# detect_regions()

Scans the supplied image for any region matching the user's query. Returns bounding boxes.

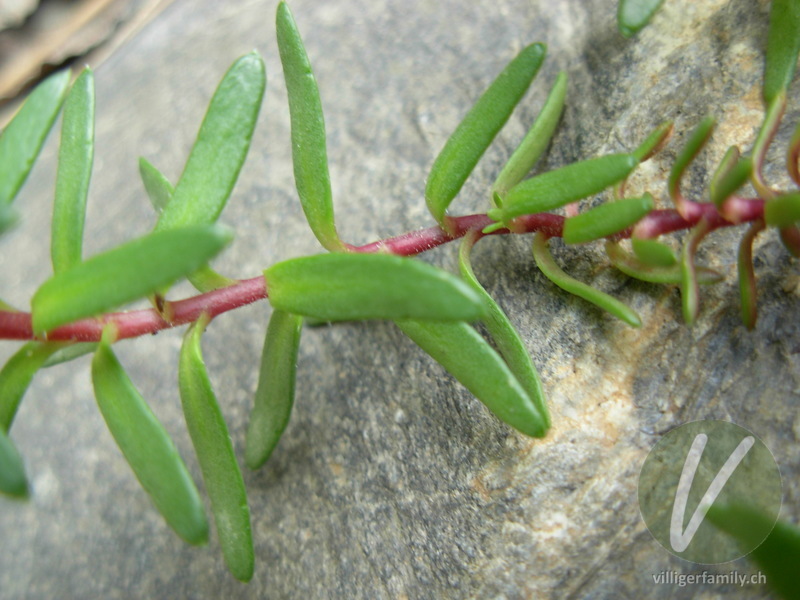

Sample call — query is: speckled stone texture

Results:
[0,0,797,598]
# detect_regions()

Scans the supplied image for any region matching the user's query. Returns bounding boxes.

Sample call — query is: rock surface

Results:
[0,0,797,598]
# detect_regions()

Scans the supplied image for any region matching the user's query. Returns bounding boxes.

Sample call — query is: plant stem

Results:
[0,199,768,342]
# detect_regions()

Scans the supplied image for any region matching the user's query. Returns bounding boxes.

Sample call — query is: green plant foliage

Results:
[396,319,547,438]
[155,52,265,232]
[617,0,666,38]
[765,192,800,226]
[764,0,800,106]
[276,2,344,252]
[138,156,173,213]
[0,70,69,208]
[92,333,209,545]
[738,221,764,330]
[679,220,710,326]
[668,116,715,203]
[0,341,65,430]
[51,68,95,274]
[533,232,641,326]
[179,316,254,582]
[632,121,673,162]
[606,241,721,285]
[425,43,546,226]
[31,225,232,333]
[563,194,654,244]
[264,253,487,322]
[630,236,677,267]
[492,72,567,201]
[245,310,303,469]
[0,428,28,498]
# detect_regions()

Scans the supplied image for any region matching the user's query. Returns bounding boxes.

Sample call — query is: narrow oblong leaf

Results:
[492,71,567,201]
[738,221,764,330]
[631,236,677,267]
[617,0,666,38]
[31,225,232,334]
[41,342,98,368]
[679,220,711,326]
[138,157,174,213]
[276,2,345,251]
[632,121,673,162]
[52,68,95,274]
[245,310,303,469]
[264,253,486,322]
[0,342,65,430]
[562,194,654,244]
[179,316,254,581]
[156,52,266,232]
[751,91,786,199]
[92,334,208,545]
[765,192,800,227]
[396,319,547,438]
[0,429,27,498]
[532,233,641,327]
[424,42,547,225]
[668,116,715,203]
[459,232,549,428]
[0,70,70,206]
[763,0,800,106]
[709,145,740,206]
[489,153,637,225]
[606,241,722,285]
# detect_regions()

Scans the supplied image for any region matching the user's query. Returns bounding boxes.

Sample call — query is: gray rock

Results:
[0,0,796,598]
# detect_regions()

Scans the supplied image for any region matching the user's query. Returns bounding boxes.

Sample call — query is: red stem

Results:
[0,199,767,343]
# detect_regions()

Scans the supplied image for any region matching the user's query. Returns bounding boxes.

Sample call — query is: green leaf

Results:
[396,319,547,438]
[0,342,65,431]
[276,2,345,252]
[179,316,254,581]
[51,68,95,274]
[0,70,70,207]
[41,342,98,368]
[764,0,800,106]
[752,91,786,199]
[606,241,722,285]
[425,43,547,225]
[155,52,265,232]
[458,231,549,429]
[245,310,303,469]
[562,194,654,244]
[264,253,486,322]
[632,121,673,162]
[707,505,800,600]
[668,116,715,203]
[492,71,567,201]
[489,153,637,226]
[630,237,677,267]
[92,334,208,544]
[138,156,174,213]
[679,219,711,326]
[617,0,666,38]
[0,429,28,498]
[31,225,232,334]
[765,193,800,227]
[532,233,641,327]
[738,221,764,330]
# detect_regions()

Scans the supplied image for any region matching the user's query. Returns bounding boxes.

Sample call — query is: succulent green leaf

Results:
[606,241,722,285]
[264,253,486,322]
[630,236,677,267]
[707,504,799,600]
[425,43,546,226]
[492,71,567,202]
[764,0,800,106]
[396,319,547,438]
[0,342,65,431]
[0,70,70,207]
[41,342,98,368]
[276,2,345,251]
[766,193,800,227]
[0,428,27,498]
[679,220,711,326]
[458,232,549,428]
[92,334,208,545]
[51,68,95,274]
[31,225,232,334]
[752,91,786,199]
[738,221,764,330]
[156,52,265,232]
[138,156,174,213]
[245,310,303,469]
[562,194,654,244]
[179,316,254,581]
[492,154,637,224]
[709,146,740,206]
[532,233,641,327]
[668,116,715,202]
[632,120,673,162]
[617,0,666,38]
